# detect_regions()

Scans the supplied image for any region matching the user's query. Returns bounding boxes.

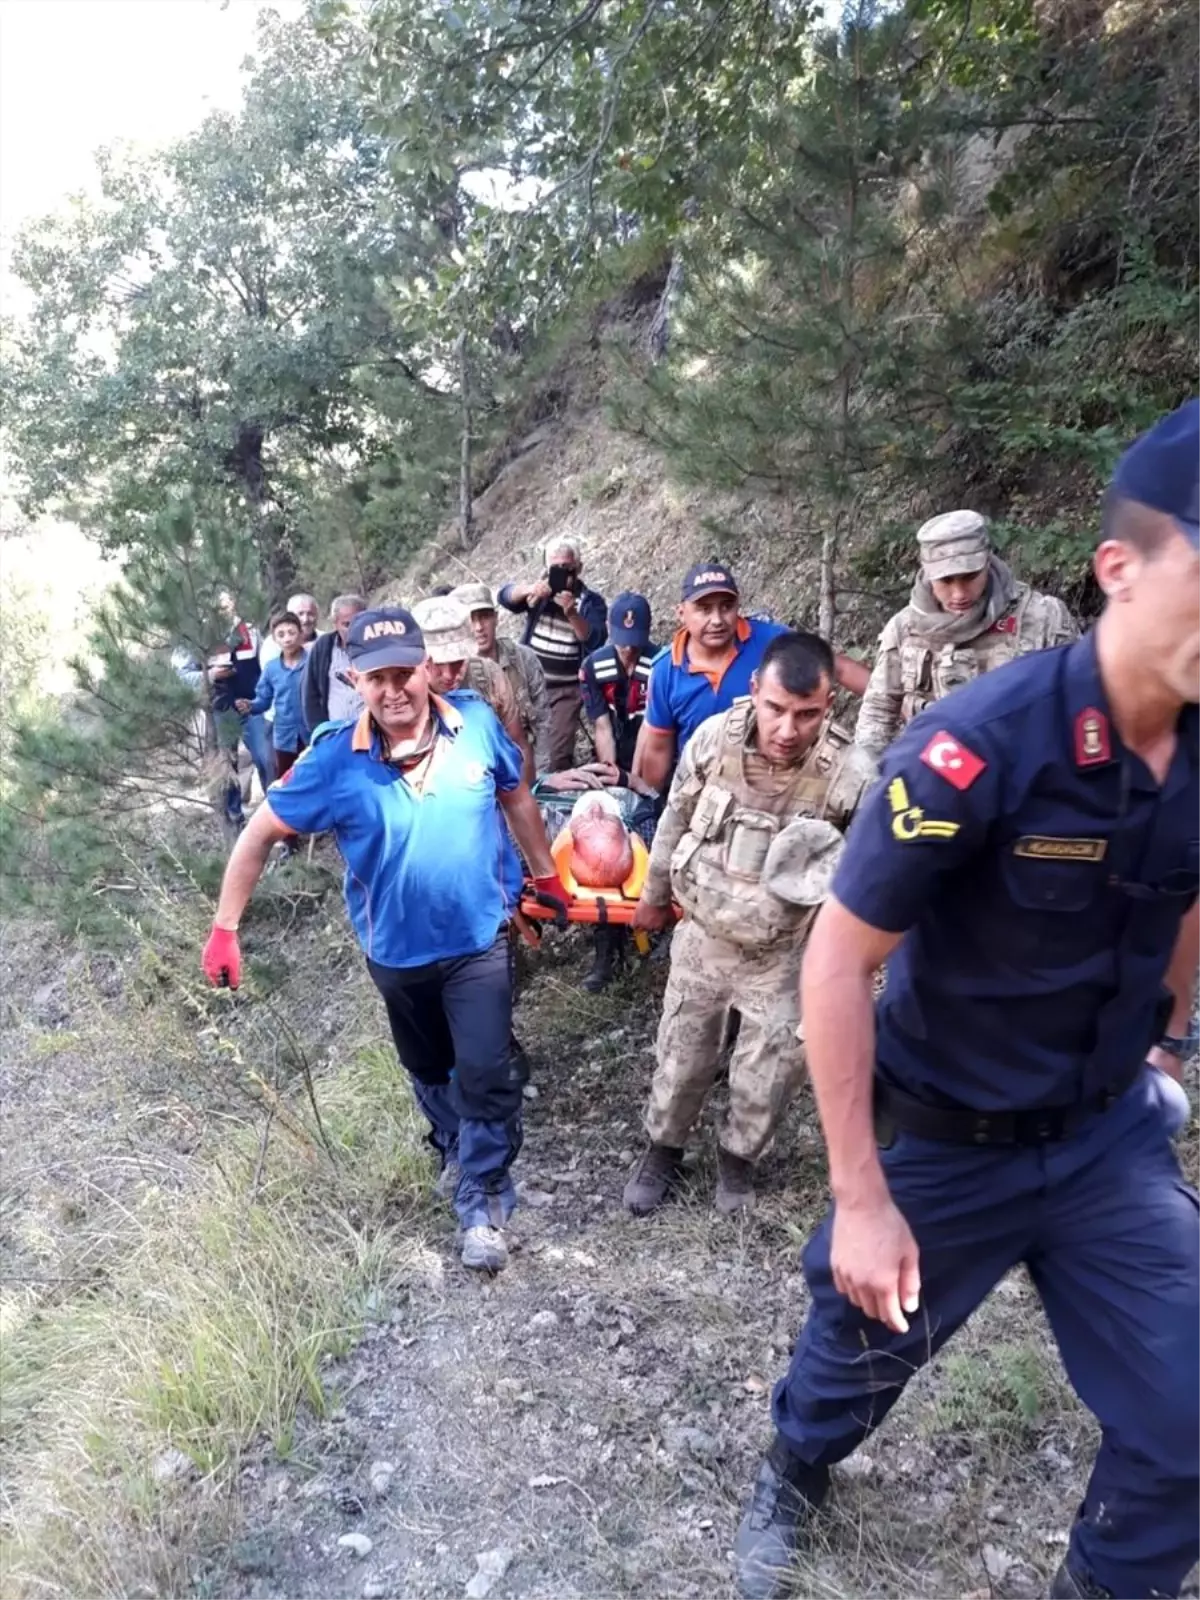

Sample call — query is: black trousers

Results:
[366,933,519,1124]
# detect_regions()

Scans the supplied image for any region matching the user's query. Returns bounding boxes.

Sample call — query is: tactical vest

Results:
[669,706,852,951]
[899,587,1032,725]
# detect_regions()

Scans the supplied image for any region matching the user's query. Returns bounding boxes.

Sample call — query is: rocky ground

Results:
[224,939,1107,1600]
[4,906,1193,1600]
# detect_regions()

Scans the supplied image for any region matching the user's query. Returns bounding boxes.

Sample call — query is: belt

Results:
[875,1060,1143,1148]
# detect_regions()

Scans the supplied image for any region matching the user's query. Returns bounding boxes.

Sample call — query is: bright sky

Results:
[0,0,306,247]
[0,0,304,627]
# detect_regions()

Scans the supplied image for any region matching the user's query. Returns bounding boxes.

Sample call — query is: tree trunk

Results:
[818,517,837,641]
[456,330,473,551]
[823,27,863,646]
[227,420,296,603]
[648,250,685,361]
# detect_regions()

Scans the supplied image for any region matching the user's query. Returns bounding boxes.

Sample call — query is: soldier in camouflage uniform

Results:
[626,632,877,1216]
[855,511,1078,760]
[454,582,551,772]
[411,597,534,778]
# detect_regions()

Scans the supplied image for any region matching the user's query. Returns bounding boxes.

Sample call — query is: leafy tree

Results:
[2,11,453,600]
[611,3,968,635]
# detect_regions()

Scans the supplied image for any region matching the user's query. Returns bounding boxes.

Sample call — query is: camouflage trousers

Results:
[645,917,806,1162]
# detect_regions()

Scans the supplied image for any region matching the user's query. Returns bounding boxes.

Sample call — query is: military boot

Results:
[622,1143,684,1214]
[734,1437,830,1599]
[715,1146,757,1214]
[1048,1561,1111,1599]
[582,927,624,993]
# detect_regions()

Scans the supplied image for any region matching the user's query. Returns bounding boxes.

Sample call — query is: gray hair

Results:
[543,537,582,567]
[287,591,318,610]
[330,593,367,618]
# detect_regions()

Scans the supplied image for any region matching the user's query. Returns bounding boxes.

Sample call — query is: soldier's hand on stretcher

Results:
[633,899,673,934]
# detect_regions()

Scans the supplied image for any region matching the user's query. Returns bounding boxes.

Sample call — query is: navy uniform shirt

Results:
[835,630,1199,1111]
[579,642,659,770]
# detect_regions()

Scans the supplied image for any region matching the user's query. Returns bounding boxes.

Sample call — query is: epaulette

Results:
[310,718,353,746]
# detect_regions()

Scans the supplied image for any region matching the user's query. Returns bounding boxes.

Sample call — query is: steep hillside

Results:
[389,314,912,665]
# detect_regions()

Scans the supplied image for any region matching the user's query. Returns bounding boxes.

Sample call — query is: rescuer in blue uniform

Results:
[735,400,1200,1600]
[199,607,568,1275]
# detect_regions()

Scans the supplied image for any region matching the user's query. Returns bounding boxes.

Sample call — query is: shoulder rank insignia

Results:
[1074,706,1112,768]
[919,730,986,792]
[887,776,961,843]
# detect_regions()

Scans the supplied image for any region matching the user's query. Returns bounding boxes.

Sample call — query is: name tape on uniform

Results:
[919,730,987,791]
[1013,835,1108,862]
[887,776,961,844]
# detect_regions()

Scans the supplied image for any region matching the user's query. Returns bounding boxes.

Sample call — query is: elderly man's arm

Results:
[577,589,608,653]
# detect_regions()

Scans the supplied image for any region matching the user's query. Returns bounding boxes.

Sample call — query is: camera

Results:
[547,563,577,595]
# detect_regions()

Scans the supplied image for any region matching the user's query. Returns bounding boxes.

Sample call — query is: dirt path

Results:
[229,951,1097,1600]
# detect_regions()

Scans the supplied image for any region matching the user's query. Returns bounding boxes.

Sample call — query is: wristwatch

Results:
[1156,1034,1190,1060]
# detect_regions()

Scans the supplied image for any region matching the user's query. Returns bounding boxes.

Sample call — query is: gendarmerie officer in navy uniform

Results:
[735,399,1200,1600]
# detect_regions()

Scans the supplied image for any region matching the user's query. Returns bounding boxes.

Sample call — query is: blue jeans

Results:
[773,1068,1199,1597]
[241,713,274,796]
[367,934,522,1231]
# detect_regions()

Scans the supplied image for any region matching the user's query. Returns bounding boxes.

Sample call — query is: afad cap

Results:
[608,591,652,647]
[681,561,739,602]
[1111,398,1199,547]
[917,510,990,582]
[345,607,427,671]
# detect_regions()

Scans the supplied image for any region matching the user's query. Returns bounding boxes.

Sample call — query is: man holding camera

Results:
[499,539,606,770]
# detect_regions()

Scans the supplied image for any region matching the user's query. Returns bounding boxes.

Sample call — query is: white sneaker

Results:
[460,1225,509,1272]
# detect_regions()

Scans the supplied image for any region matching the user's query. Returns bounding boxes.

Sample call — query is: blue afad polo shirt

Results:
[267,692,524,969]
[644,615,789,750]
[835,629,1199,1112]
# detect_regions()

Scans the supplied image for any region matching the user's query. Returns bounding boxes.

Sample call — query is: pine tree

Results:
[0,496,263,934]
[613,2,965,637]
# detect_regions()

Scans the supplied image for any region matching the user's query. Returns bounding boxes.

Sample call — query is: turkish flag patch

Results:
[920,730,987,791]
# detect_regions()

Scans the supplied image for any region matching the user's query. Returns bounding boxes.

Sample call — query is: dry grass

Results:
[0,889,433,1600]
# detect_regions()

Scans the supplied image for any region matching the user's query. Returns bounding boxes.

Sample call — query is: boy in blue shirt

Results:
[237,611,310,779]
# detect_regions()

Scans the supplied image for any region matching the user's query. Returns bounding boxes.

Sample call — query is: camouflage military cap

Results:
[411,596,477,663]
[761,818,846,907]
[452,581,496,614]
[917,510,989,581]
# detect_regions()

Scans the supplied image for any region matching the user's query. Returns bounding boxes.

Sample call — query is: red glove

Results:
[202,924,241,989]
[532,872,571,911]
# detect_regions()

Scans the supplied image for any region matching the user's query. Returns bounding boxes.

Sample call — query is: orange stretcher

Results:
[516,827,680,949]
